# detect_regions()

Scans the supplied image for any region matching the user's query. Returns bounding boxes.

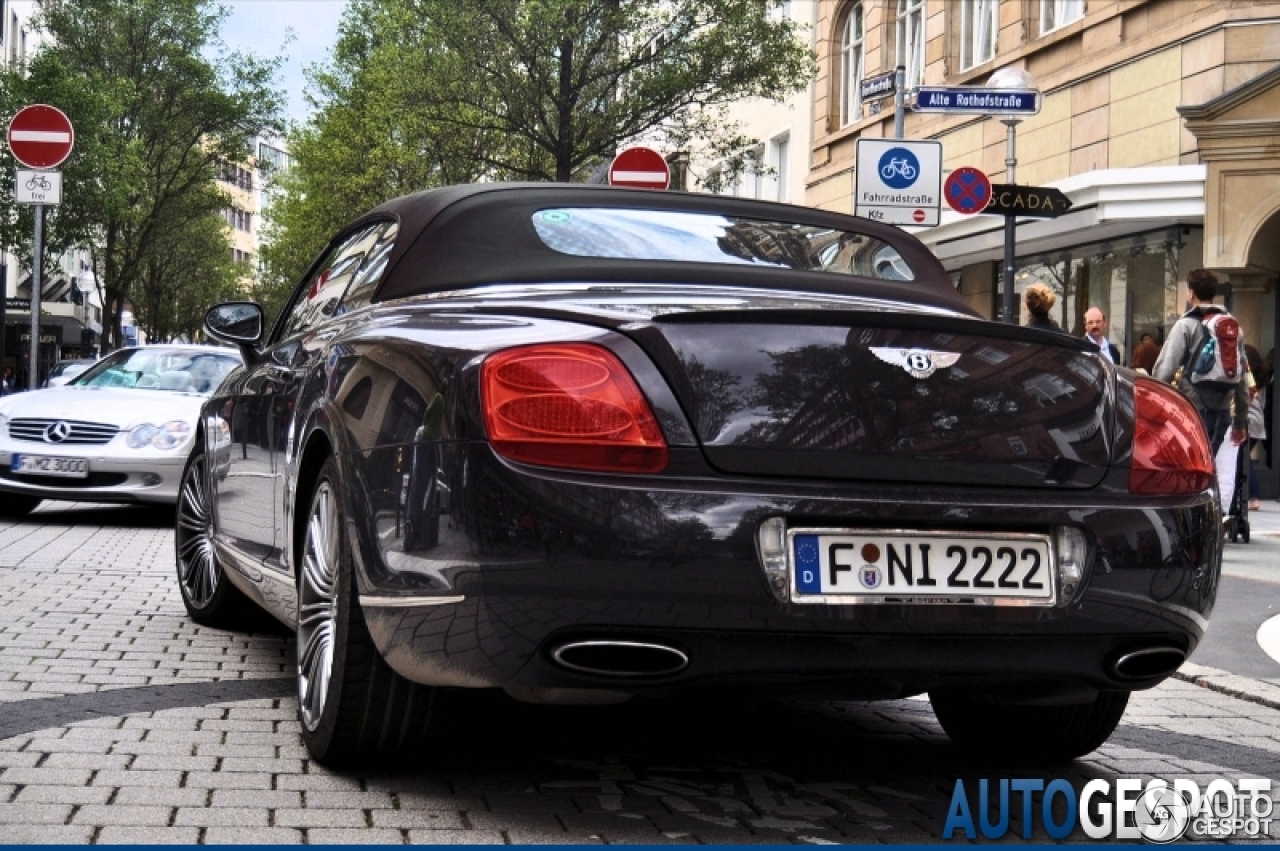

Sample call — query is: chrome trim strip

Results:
[551,640,690,677]
[359,594,465,608]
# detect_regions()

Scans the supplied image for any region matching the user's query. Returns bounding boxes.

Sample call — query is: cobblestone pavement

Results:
[1,501,1278,844]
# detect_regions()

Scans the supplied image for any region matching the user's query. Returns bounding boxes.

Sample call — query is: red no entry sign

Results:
[609,147,669,190]
[944,166,991,215]
[7,104,75,169]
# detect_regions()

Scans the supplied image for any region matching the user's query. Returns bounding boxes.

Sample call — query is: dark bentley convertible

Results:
[179,183,1219,766]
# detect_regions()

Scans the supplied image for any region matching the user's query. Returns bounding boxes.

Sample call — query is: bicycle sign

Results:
[15,169,63,205]
[878,148,920,188]
[854,138,942,226]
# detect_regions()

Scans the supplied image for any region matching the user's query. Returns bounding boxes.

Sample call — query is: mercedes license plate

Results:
[12,454,89,478]
[790,529,1054,605]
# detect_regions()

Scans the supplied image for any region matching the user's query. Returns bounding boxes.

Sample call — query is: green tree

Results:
[257,0,503,318]
[401,0,815,182]
[0,0,282,350]
[259,0,813,309]
[135,190,244,343]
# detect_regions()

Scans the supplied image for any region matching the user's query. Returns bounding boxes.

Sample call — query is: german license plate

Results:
[11,454,89,478]
[790,529,1054,605]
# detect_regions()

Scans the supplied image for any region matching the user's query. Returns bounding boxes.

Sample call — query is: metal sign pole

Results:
[29,204,42,390]
[1001,118,1019,325]
[894,66,905,139]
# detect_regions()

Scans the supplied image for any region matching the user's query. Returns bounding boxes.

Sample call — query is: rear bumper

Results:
[350,444,1220,696]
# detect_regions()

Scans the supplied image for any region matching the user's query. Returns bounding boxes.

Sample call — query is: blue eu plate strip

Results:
[794,534,822,594]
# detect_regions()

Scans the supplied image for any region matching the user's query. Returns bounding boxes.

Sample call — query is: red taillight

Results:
[1129,378,1215,494]
[481,344,668,473]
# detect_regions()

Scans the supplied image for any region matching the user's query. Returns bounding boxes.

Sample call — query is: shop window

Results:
[838,3,865,127]
[960,0,998,71]
[1011,229,1188,367]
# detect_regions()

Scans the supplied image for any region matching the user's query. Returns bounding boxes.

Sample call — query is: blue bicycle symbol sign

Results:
[878,147,920,189]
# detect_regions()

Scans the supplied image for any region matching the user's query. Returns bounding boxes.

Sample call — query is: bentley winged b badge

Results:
[869,347,961,379]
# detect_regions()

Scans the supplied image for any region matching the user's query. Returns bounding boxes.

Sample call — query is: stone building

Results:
[807,0,1280,371]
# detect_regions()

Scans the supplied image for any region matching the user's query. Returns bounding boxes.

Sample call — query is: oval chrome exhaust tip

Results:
[1111,646,1186,681]
[551,640,689,678]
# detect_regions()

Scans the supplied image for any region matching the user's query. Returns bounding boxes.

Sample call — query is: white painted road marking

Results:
[1257,614,1280,667]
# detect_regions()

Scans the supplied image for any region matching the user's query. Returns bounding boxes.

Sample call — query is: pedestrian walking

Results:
[1130,332,1162,375]
[1152,268,1248,457]
[1023,283,1061,331]
[0,366,15,395]
[1083,307,1121,363]
[1245,344,1266,511]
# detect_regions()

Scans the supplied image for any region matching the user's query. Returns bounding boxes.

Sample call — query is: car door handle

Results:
[265,363,294,383]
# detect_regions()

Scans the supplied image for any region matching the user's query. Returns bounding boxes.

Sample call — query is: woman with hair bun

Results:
[1023,283,1060,330]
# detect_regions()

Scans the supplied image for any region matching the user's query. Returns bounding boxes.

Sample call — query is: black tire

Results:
[295,456,438,768]
[175,445,249,627]
[930,689,1130,762]
[0,492,41,518]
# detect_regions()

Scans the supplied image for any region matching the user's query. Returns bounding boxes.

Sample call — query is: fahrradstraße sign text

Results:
[15,169,62,205]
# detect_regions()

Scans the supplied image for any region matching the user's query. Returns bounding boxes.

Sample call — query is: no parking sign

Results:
[944,167,991,215]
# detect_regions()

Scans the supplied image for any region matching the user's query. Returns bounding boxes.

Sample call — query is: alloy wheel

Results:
[176,452,218,608]
[297,480,339,731]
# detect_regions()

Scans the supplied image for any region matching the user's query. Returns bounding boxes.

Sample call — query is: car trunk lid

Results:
[641,310,1113,489]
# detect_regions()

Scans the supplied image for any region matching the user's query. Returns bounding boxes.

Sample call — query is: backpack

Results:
[1186,308,1244,388]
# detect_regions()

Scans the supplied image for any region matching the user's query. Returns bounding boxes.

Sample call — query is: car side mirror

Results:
[205,302,264,363]
[205,302,264,344]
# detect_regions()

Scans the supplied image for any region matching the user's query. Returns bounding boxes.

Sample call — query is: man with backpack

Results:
[1152,268,1248,456]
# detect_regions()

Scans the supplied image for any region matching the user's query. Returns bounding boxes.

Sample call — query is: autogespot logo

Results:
[943,777,1273,841]
[1134,785,1191,844]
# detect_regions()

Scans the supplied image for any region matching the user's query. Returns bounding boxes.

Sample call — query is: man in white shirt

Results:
[1084,307,1120,363]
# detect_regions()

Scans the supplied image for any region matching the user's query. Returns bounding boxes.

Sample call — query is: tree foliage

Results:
[135,189,245,343]
[259,0,813,312]
[0,0,283,350]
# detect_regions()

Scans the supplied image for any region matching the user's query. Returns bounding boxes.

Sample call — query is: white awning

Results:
[910,165,1207,269]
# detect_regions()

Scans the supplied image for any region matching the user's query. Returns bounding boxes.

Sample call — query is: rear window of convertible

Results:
[531,208,915,281]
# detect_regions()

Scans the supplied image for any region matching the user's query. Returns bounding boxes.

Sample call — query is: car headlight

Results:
[126,420,192,450]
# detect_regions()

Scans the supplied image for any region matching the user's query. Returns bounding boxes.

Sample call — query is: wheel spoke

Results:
[296,478,342,732]
[176,452,221,610]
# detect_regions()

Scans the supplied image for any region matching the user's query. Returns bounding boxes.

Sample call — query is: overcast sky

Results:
[218,0,348,125]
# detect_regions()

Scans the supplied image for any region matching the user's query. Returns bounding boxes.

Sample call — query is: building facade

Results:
[217,132,290,292]
[0,0,105,387]
[807,0,1280,489]
[692,1,818,205]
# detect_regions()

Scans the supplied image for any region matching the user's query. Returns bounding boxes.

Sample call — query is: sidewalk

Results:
[1243,497,1280,535]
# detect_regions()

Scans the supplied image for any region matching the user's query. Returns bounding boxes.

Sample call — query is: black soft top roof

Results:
[344,182,975,316]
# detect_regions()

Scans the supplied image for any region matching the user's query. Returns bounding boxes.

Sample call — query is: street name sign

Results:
[854,138,942,226]
[860,71,897,103]
[913,87,1041,116]
[7,104,75,169]
[15,169,62,205]
[985,184,1072,218]
[609,147,670,190]
[943,167,991,215]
